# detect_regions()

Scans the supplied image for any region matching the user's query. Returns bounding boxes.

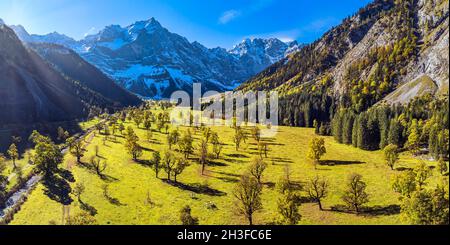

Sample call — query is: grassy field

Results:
[9,113,444,225]
[1,149,35,191]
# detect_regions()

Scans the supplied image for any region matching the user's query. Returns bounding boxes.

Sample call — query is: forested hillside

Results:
[239,0,449,156]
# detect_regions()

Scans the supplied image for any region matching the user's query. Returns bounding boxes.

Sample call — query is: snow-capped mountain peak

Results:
[10,18,302,99]
[229,37,301,73]
[127,18,162,35]
[229,37,300,58]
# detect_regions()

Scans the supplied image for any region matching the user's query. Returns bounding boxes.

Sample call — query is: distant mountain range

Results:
[10,18,301,99]
[239,0,449,106]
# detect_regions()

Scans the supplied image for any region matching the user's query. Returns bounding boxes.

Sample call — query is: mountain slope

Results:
[229,38,301,75]
[0,24,86,125]
[238,0,449,108]
[10,24,79,50]
[11,19,300,99]
[0,24,141,125]
[27,42,142,107]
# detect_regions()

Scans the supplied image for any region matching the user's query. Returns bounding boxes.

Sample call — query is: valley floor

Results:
[8,116,442,225]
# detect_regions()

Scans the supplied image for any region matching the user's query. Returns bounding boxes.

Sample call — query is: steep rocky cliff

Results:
[238,0,449,108]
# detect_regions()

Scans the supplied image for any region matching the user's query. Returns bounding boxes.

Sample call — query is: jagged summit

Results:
[11,18,298,98]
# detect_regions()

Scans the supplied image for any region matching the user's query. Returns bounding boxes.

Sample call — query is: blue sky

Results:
[0,0,372,49]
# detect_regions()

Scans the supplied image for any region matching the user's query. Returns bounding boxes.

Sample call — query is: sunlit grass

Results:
[10,112,444,225]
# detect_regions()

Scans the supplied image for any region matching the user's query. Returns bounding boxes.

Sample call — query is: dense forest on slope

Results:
[238,0,449,156]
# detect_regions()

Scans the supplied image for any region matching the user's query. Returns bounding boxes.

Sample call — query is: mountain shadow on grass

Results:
[164,180,226,196]
[320,160,365,166]
[42,173,73,205]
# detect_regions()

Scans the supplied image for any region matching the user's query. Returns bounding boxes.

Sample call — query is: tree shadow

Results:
[298,196,316,203]
[42,173,73,205]
[270,157,293,164]
[360,205,401,217]
[320,160,365,166]
[57,169,75,183]
[263,182,276,189]
[79,199,98,216]
[263,138,285,146]
[164,180,226,196]
[78,160,119,182]
[395,167,413,172]
[100,174,120,183]
[330,204,400,216]
[213,176,239,183]
[210,170,241,178]
[224,158,246,164]
[135,159,153,168]
[226,153,249,158]
[208,160,228,167]
[141,146,155,152]
[103,188,126,206]
[106,195,126,206]
[289,181,304,191]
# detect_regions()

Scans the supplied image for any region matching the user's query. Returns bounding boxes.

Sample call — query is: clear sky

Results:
[0,0,372,49]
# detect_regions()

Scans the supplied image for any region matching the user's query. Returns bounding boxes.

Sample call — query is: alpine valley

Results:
[10,18,301,99]
[0,0,449,227]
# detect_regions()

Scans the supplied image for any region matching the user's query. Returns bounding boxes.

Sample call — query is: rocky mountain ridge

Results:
[238,0,449,108]
[10,18,301,99]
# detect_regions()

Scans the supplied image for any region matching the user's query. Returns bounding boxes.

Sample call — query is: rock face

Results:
[239,0,449,106]
[11,18,300,99]
[229,38,302,75]
[11,24,79,49]
[0,24,141,125]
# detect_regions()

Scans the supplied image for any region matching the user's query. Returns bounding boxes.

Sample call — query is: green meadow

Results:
[9,112,443,225]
